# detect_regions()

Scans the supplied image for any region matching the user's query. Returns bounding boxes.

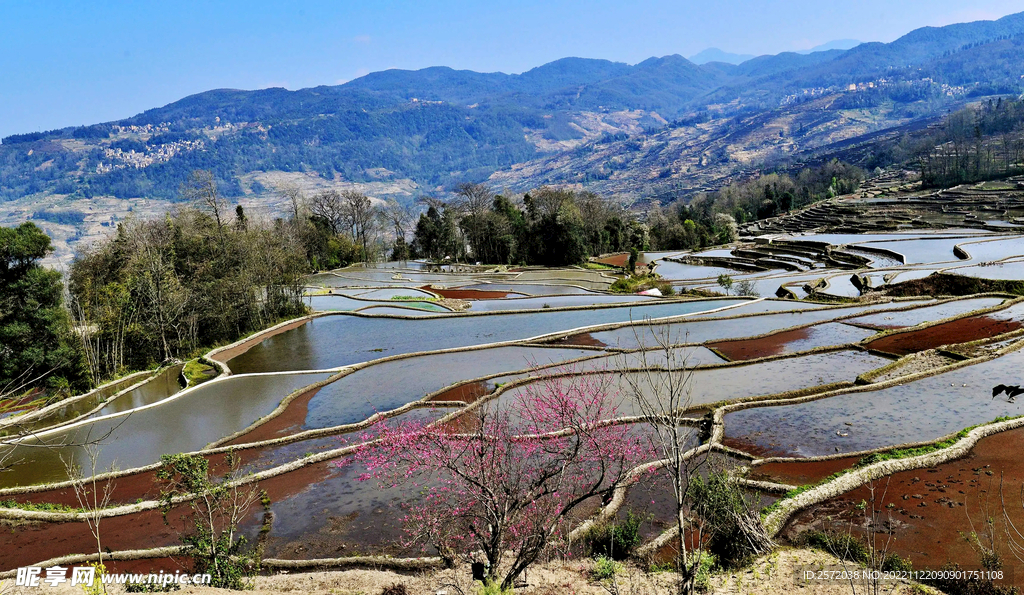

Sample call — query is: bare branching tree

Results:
[279,183,306,223]
[62,445,118,579]
[382,199,413,240]
[308,189,346,235]
[181,171,229,239]
[341,190,379,262]
[620,322,709,595]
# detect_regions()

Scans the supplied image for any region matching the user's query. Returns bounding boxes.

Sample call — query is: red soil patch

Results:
[223,385,322,445]
[420,284,510,299]
[720,435,790,459]
[210,318,311,364]
[429,379,492,404]
[546,332,608,348]
[595,253,629,267]
[707,326,812,361]
[749,456,861,486]
[865,314,1023,356]
[6,451,262,509]
[0,457,334,572]
[781,427,1024,583]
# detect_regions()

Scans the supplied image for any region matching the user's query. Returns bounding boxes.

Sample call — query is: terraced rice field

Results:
[3,227,1024,584]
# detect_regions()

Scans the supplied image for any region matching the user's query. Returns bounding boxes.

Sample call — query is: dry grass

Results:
[2,548,942,595]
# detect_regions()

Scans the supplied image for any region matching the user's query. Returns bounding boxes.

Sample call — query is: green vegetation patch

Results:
[0,499,81,513]
[182,359,218,386]
[610,274,675,295]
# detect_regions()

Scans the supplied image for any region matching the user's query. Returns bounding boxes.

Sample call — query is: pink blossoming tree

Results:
[349,372,653,590]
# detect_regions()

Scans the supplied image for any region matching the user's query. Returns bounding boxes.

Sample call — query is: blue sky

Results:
[1,0,1021,138]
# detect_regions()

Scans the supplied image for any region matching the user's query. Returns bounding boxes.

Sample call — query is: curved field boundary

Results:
[5,291,1022,568]
[0,296,986,491]
[7,369,342,445]
[0,296,958,492]
[0,370,152,434]
[761,415,1024,536]
[842,244,907,265]
[953,235,1024,264]
[0,365,184,443]
[8,307,1023,573]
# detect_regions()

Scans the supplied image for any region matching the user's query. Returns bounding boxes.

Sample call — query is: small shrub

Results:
[81,563,107,595]
[688,471,774,568]
[694,550,716,593]
[586,510,648,560]
[592,556,621,581]
[716,274,734,295]
[803,530,869,564]
[380,584,409,595]
[182,359,217,385]
[735,279,759,297]
[478,580,513,595]
[881,553,913,573]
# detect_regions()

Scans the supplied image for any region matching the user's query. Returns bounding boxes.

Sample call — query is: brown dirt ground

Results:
[596,253,630,267]
[708,327,813,361]
[546,332,609,348]
[865,314,1023,356]
[428,379,493,404]
[720,435,792,459]
[419,284,511,299]
[781,426,1024,585]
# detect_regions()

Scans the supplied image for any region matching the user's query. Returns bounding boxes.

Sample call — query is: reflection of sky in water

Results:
[847,297,1005,328]
[466,294,654,312]
[0,372,332,488]
[229,300,747,373]
[304,346,597,429]
[725,348,1024,457]
[589,301,903,349]
[496,350,888,413]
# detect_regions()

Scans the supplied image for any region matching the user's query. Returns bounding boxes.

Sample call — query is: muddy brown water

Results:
[749,456,862,486]
[781,427,1024,585]
[865,314,1024,356]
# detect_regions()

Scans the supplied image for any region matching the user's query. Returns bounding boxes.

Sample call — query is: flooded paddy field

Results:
[5,225,1024,577]
[228,299,749,373]
[846,297,1006,328]
[575,301,916,349]
[0,372,333,488]
[779,427,1024,577]
[494,350,890,413]
[708,322,878,360]
[723,349,1024,457]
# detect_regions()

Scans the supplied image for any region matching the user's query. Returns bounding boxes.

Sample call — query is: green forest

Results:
[405,162,865,266]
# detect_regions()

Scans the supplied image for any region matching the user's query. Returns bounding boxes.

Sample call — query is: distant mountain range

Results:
[688,40,861,65]
[3,11,1024,260]
[688,48,757,65]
